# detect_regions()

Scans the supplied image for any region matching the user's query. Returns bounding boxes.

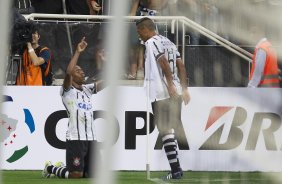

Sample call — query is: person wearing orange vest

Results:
[248,38,280,88]
[16,29,51,86]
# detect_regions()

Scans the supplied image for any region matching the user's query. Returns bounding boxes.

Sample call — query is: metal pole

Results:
[62,0,73,55]
[182,21,252,63]
[182,16,253,60]
[146,79,150,180]
[146,38,153,180]
[182,20,185,64]
[0,0,12,181]
[176,19,179,48]
[24,14,253,62]
[94,0,128,184]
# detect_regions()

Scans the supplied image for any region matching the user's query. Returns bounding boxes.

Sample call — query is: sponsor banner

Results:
[1,86,282,171]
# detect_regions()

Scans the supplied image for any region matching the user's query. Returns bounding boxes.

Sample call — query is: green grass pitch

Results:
[1,170,282,184]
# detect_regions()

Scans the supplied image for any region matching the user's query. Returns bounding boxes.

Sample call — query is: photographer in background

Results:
[16,28,52,86]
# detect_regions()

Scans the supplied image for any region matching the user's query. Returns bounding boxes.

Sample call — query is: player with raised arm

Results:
[42,37,104,179]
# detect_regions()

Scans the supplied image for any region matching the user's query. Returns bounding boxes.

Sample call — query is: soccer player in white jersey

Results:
[136,17,190,180]
[42,37,104,179]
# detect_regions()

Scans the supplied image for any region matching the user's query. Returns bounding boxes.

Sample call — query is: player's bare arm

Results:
[63,37,88,90]
[176,59,190,105]
[158,55,178,98]
[129,0,140,16]
[90,0,102,12]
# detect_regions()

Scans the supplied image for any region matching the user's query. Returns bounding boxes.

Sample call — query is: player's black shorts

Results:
[151,96,182,136]
[66,140,99,177]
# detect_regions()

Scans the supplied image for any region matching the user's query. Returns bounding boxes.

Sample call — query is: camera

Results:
[11,9,35,55]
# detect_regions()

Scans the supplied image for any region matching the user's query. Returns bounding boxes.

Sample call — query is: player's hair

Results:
[136,17,156,31]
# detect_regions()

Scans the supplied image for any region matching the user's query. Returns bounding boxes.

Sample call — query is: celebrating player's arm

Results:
[176,58,190,105]
[158,55,178,99]
[63,37,88,90]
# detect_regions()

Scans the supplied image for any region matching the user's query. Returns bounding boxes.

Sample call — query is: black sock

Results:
[162,133,180,173]
[47,165,69,178]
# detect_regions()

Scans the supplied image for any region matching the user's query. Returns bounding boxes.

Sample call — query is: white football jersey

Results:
[60,84,97,141]
[144,34,182,102]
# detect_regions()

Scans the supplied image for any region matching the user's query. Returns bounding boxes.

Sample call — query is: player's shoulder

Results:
[83,83,96,94]
[60,86,75,97]
[146,35,162,47]
[83,83,95,90]
[38,46,51,57]
[37,45,50,52]
[146,37,155,45]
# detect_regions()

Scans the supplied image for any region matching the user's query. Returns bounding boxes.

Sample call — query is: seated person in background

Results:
[92,39,106,82]
[16,28,52,86]
[130,0,175,16]
[87,0,102,15]
[66,0,102,15]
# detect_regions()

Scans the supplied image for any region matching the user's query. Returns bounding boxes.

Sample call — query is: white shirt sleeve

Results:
[150,39,165,61]
[60,86,71,97]
[248,49,267,88]
[84,83,97,94]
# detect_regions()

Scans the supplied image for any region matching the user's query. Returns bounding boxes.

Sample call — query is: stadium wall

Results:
[1,86,282,171]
